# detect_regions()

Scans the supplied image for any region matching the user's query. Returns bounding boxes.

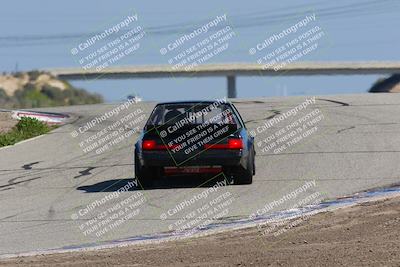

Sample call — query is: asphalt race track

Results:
[1,93,399,255]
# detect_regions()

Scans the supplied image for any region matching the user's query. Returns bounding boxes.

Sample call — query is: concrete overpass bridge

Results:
[47,62,400,98]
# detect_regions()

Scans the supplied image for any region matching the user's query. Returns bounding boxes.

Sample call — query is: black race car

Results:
[134,100,255,187]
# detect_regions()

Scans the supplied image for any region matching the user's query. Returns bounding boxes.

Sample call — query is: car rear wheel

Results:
[234,149,254,185]
[135,152,155,188]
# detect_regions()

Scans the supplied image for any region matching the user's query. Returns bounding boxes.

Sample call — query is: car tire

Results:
[135,152,154,189]
[234,149,254,185]
[252,148,256,175]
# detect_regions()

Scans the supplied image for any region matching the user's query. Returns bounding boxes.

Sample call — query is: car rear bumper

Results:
[142,150,243,167]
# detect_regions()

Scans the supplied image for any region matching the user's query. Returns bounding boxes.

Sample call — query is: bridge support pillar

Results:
[227,75,236,98]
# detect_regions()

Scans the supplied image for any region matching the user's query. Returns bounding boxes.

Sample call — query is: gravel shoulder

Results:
[2,194,400,267]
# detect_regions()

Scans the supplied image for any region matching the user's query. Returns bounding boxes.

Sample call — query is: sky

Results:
[0,0,399,102]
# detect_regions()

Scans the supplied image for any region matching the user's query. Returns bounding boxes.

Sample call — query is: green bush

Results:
[0,117,52,147]
[41,85,65,102]
[27,70,44,81]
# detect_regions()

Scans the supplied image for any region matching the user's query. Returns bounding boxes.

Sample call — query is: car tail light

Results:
[143,140,181,150]
[142,140,156,150]
[204,138,243,150]
[228,138,243,149]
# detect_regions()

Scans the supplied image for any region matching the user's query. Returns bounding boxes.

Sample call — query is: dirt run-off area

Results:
[2,194,400,266]
[0,112,17,134]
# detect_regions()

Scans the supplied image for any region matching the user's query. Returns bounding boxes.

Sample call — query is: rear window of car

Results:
[147,102,240,127]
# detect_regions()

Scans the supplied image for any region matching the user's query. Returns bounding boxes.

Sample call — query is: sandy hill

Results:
[0,72,68,96]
